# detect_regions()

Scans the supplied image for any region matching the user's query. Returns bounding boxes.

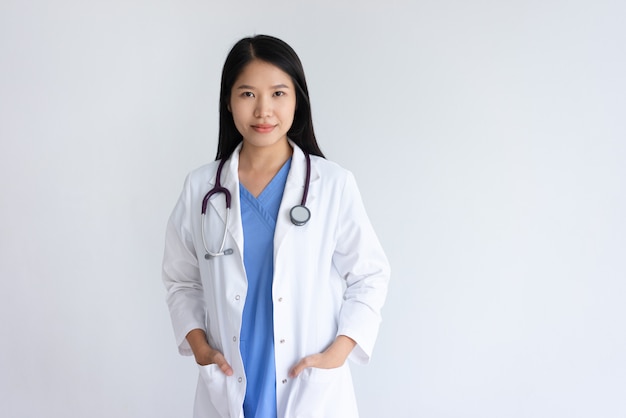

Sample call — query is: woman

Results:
[163,35,390,418]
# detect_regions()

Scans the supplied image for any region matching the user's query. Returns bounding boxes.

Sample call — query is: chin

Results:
[244,134,288,148]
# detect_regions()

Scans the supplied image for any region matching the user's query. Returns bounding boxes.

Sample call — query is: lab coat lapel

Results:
[207,144,245,257]
[274,142,319,255]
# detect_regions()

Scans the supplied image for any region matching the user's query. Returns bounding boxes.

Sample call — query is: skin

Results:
[230,59,296,197]
[187,59,356,379]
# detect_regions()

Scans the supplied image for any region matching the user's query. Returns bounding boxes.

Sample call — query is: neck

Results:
[238,138,293,172]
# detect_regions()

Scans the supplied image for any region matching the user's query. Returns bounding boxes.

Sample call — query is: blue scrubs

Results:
[239,158,291,418]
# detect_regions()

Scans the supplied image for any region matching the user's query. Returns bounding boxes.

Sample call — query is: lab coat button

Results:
[235,295,240,301]
[282,379,287,384]
[233,336,237,342]
[280,339,285,344]
[238,377,243,383]
[278,297,283,302]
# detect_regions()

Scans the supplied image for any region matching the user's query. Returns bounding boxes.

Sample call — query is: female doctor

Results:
[162,35,390,418]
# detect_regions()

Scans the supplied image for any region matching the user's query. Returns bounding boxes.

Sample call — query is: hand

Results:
[186,329,233,376]
[289,335,356,378]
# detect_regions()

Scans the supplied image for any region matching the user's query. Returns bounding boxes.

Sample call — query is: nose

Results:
[254,96,272,118]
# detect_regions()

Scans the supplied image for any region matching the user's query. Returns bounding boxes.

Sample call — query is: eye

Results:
[274,91,285,97]
[241,91,255,98]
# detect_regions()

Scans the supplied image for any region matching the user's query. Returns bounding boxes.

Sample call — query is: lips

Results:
[252,124,276,133]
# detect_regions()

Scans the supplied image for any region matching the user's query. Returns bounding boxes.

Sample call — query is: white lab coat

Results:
[163,142,390,418]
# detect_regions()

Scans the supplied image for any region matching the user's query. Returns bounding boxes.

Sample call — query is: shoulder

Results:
[183,160,221,186]
[309,157,363,205]
[310,156,353,183]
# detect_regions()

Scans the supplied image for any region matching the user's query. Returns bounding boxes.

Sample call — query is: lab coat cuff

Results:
[175,323,206,356]
[337,328,375,365]
[348,345,370,365]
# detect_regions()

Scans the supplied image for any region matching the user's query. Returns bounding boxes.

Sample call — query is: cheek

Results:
[282,101,297,122]
[230,105,246,126]
[229,112,247,136]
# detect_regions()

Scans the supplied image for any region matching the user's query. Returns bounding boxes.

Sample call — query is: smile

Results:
[252,124,276,133]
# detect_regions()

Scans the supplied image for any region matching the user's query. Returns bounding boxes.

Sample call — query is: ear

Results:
[227,103,232,112]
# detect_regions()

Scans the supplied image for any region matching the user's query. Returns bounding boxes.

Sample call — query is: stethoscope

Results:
[201,152,311,259]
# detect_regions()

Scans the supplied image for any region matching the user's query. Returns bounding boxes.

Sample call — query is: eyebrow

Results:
[236,84,291,90]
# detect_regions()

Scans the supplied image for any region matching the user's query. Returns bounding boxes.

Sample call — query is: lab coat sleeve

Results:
[332,172,390,365]
[162,173,206,356]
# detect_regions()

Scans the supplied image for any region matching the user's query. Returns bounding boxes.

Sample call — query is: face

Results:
[229,59,297,151]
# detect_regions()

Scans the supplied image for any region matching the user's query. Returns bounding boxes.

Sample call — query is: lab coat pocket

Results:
[303,365,342,383]
[285,366,349,418]
[198,364,230,417]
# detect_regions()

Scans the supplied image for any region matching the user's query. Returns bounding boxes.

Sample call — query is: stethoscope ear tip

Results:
[205,248,234,259]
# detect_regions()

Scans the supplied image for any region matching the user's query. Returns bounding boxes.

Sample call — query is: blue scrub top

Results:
[239,158,291,418]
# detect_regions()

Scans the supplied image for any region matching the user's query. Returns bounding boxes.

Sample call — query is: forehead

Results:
[233,60,294,88]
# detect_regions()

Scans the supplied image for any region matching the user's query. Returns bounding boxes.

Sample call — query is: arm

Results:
[331,172,390,363]
[163,173,234,376]
[162,174,210,355]
[290,171,390,376]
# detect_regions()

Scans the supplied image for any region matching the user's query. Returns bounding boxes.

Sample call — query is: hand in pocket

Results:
[195,346,233,376]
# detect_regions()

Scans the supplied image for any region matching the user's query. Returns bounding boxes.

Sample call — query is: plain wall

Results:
[1,0,624,417]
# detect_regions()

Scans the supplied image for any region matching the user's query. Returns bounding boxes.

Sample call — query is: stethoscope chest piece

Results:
[290,205,310,226]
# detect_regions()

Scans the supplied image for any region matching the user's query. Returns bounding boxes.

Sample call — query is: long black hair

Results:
[215,35,325,160]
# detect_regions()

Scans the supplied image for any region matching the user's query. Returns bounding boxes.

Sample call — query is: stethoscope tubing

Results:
[201,157,230,215]
[300,151,311,206]
[201,157,232,258]
[201,152,311,258]
[202,207,231,258]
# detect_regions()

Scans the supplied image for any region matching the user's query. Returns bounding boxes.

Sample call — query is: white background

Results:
[1,1,625,417]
